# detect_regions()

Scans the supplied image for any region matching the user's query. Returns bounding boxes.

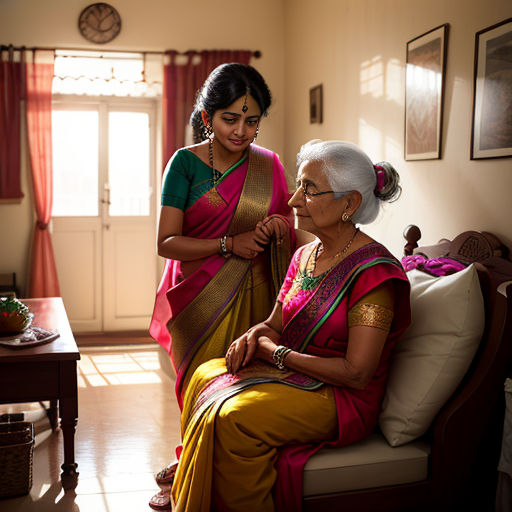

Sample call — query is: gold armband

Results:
[348,303,394,332]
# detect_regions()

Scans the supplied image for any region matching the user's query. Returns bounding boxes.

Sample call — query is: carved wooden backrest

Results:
[403,224,510,271]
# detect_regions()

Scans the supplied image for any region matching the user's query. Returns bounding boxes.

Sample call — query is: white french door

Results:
[51,98,158,332]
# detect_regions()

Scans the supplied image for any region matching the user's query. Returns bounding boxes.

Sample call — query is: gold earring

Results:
[342,212,350,222]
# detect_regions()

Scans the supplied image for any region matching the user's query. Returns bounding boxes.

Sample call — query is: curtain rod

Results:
[0,45,262,58]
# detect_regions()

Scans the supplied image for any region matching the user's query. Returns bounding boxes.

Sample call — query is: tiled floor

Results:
[0,344,181,511]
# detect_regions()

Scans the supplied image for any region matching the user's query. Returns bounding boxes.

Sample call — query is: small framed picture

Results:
[405,24,449,160]
[309,84,323,124]
[471,18,512,160]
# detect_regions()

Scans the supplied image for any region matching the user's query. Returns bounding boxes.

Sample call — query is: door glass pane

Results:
[52,110,99,216]
[108,112,150,216]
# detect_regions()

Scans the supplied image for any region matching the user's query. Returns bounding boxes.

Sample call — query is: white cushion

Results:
[303,433,430,496]
[379,264,485,447]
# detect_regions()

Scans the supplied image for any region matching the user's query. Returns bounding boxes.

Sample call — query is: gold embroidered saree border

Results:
[228,146,274,234]
[169,146,274,378]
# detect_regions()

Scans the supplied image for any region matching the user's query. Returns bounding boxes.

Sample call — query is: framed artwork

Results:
[309,84,323,123]
[471,18,512,160]
[405,24,449,160]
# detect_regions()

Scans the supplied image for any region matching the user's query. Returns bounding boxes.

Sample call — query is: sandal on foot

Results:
[155,461,178,488]
[149,489,171,511]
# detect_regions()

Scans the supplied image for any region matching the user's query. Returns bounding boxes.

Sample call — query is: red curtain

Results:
[0,46,25,199]
[162,50,252,167]
[26,50,60,298]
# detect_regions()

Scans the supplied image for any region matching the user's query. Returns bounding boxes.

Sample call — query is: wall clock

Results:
[78,3,122,44]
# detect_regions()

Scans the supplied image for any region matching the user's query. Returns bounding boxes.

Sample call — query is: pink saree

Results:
[149,144,294,405]
[174,241,411,511]
[273,241,411,510]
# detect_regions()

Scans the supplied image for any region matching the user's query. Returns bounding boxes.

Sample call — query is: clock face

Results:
[78,3,121,44]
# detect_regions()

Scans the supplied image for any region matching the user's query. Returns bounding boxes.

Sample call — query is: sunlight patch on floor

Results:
[78,351,162,387]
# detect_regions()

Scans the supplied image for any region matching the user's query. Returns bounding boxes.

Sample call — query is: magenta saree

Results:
[273,242,411,510]
[172,241,411,511]
[149,144,294,405]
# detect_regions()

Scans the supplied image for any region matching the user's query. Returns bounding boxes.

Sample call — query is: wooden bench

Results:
[303,226,512,511]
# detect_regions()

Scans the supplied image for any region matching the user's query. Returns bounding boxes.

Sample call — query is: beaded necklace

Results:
[298,227,360,291]
[208,137,248,186]
[209,137,222,185]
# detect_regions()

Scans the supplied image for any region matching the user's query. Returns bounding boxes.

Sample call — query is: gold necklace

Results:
[328,227,360,263]
[299,227,359,291]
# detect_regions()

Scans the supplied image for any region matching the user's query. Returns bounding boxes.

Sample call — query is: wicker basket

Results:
[0,421,34,498]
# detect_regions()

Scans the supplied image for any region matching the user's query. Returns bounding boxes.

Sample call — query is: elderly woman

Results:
[170,140,411,512]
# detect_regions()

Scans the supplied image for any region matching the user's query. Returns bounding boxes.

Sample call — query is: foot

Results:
[155,461,178,488]
[149,489,171,511]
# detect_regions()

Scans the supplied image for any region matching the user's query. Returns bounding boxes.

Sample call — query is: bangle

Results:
[272,345,292,371]
[220,235,231,258]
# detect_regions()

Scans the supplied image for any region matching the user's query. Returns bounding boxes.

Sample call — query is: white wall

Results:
[0,0,286,294]
[283,0,512,257]
[1,0,511,294]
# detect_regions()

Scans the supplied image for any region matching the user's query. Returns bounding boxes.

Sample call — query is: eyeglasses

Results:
[297,182,350,198]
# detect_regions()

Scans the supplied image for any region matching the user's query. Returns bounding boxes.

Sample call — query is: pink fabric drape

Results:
[26,50,60,298]
[162,50,252,167]
[0,47,25,199]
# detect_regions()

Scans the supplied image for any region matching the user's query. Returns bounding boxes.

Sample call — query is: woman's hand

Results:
[255,215,289,245]
[254,335,278,363]
[231,230,267,259]
[226,321,282,373]
[225,334,248,374]
[226,334,278,374]
[244,321,281,366]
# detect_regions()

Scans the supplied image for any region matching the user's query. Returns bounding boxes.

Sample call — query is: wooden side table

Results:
[0,297,80,489]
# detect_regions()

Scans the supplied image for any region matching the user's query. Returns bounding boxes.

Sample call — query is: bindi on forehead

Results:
[229,95,260,115]
[242,89,249,113]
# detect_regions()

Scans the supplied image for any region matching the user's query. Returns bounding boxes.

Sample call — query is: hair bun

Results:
[373,161,401,202]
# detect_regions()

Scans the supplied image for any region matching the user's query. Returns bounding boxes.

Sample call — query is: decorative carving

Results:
[456,235,490,262]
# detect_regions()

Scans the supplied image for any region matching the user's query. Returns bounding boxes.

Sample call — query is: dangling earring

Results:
[203,123,213,140]
[253,126,259,143]
[342,212,350,222]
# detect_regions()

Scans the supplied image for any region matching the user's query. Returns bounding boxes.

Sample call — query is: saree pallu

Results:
[172,242,411,511]
[149,144,294,406]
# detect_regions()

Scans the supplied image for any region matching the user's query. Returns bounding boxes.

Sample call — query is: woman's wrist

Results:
[219,235,233,258]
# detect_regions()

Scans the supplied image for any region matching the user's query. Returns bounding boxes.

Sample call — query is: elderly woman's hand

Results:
[226,321,282,373]
[254,336,278,363]
[225,334,249,374]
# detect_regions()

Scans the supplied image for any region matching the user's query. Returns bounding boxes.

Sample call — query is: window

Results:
[52,109,99,217]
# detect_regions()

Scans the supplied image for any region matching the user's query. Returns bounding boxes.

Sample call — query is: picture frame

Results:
[309,84,323,124]
[471,18,512,160]
[405,24,449,160]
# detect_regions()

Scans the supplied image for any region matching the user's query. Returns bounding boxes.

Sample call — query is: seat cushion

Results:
[378,264,485,447]
[303,433,430,496]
